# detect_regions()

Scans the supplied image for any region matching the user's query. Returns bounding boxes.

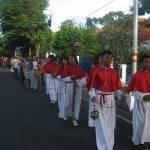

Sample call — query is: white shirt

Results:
[32,61,38,69]
[12,59,20,69]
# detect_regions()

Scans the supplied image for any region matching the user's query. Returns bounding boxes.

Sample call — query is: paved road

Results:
[0,68,148,150]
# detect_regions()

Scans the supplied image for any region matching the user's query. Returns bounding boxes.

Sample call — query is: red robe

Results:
[58,65,70,78]
[87,65,122,92]
[48,62,60,74]
[68,64,84,79]
[43,61,51,74]
[128,70,150,93]
[43,61,60,74]
[86,64,101,89]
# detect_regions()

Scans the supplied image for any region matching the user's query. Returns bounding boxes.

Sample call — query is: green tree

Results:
[0,0,50,56]
[53,20,82,56]
[96,11,133,63]
[80,28,103,57]
[86,17,98,29]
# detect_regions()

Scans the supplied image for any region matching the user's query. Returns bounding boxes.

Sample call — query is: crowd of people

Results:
[9,50,150,150]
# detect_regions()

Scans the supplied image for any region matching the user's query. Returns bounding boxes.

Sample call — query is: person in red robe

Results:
[58,57,70,78]
[63,55,85,126]
[46,56,60,105]
[43,55,60,75]
[87,50,122,150]
[43,55,53,96]
[127,54,150,150]
[43,56,53,74]
[58,57,71,119]
[68,55,84,80]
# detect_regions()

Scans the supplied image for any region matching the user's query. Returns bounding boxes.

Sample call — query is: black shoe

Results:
[140,144,148,150]
[132,144,142,150]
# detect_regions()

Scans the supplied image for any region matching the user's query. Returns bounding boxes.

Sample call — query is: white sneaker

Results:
[72,119,79,127]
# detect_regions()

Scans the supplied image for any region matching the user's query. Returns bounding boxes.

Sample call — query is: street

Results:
[0,68,149,150]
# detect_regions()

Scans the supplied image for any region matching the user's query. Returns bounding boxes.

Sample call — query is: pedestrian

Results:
[58,56,70,120]
[48,56,60,105]
[64,55,85,126]
[87,50,122,150]
[23,57,32,89]
[2,56,8,69]
[127,54,150,150]
[20,57,25,83]
[30,56,38,90]
[44,56,60,105]
[38,57,46,91]
[43,55,53,96]
[12,57,21,79]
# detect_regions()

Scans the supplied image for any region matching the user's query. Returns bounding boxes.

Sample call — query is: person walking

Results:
[127,54,150,150]
[87,50,122,150]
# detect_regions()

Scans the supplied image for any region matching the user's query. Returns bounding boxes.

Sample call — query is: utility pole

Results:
[132,0,138,74]
[48,14,52,56]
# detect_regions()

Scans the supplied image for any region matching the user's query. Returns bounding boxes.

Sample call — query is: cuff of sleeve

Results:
[89,88,96,98]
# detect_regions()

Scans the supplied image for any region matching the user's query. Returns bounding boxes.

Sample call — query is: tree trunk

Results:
[36,43,40,57]
[29,48,32,56]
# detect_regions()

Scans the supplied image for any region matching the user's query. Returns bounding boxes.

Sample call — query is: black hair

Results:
[60,56,69,68]
[101,50,113,57]
[139,54,150,63]
[95,52,102,59]
[48,55,54,59]
[49,55,56,61]
[69,54,78,64]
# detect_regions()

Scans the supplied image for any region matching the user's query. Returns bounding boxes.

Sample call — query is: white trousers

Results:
[89,91,116,150]
[132,91,150,145]
[30,69,38,90]
[58,79,67,119]
[59,77,83,120]
[48,76,59,103]
[45,74,50,95]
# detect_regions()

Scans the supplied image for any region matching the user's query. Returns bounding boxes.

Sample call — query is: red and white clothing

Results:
[61,64,85,120]
[12,58,20,69]
[87,65,122,150]
[128,70,150,145]
[45,61,60,103]
[58,65,71,119]
[30,60,38,90]
[43,61,52,95]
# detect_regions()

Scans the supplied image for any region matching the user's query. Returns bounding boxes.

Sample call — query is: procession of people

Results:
[7,49,150,150]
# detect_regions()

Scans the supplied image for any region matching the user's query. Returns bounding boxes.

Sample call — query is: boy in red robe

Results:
[87,50,122,150]
[43,56,52,74]
[46,56,60,105]
[58,57,71,119]
[43,56,53,95]
[64,55,85,126]
[128,54,150,150]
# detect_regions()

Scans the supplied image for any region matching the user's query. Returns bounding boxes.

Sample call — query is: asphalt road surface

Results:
[0,68,149,150]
